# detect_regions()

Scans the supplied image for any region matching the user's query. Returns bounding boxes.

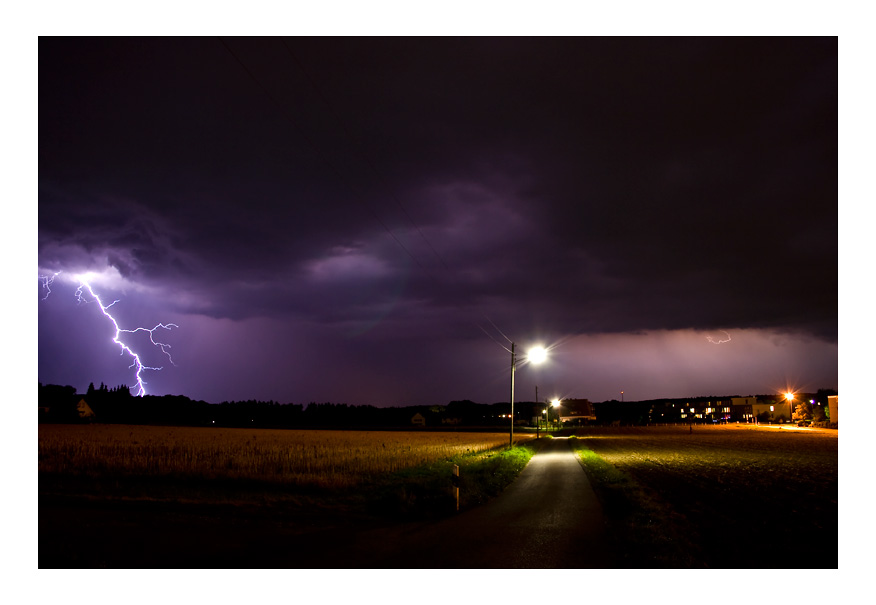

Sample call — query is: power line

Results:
[483,313,514,345]
[476,322,513,354]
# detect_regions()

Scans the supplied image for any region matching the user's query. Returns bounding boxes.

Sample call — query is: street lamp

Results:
[785,392,795,423]
[509,344,548,447]
[529,346,547,364]
[547,398,560,431]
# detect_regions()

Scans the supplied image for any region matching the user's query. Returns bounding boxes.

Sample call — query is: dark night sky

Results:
[36,36,838,405]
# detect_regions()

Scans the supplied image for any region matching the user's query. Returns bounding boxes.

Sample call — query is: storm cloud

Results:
[38,37,837,404]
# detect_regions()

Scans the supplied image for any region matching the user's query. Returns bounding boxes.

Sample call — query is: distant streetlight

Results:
[509,344,548,447]
[548,398,561,430]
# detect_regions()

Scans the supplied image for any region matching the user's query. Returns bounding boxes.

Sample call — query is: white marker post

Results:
[452,464,460,512]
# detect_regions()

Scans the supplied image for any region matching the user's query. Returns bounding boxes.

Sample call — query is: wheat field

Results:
[39,424,531,488]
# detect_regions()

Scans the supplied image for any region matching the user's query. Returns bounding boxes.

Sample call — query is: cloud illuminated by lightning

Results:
[706,330,732,344]
[39,271,178,396]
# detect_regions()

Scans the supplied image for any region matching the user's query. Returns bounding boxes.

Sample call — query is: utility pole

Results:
[509,342,516,447]
[535,385,539,433]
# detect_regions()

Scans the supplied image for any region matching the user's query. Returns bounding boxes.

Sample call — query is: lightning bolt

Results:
[706,330,732,344]
[39,271,61,300]
[39,272,178,396]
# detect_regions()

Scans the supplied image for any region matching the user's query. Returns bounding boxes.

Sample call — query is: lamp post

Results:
[509,342,516,447]
[510,344,547,447]
[535,385,539,436]
[785,392,795,424]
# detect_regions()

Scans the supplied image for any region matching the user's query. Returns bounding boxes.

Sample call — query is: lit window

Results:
[770,405,774,412]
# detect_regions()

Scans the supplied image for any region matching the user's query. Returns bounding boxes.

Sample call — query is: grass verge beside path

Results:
[568,436,704,568]
[367,440,541,520]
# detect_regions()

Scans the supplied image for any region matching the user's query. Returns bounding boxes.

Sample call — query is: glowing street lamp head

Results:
[785,392,795,402]
[528,346,547,364]
[551,399,561,407]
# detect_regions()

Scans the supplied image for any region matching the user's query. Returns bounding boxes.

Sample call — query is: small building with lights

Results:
[750,397,793,423]
[646,398,739,423]
[675,399,734,423]
[729,397,757,422]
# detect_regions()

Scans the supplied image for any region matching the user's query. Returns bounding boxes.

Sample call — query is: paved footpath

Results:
[333,436,610,569]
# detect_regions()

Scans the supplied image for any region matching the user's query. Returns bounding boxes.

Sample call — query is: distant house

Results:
[411,412,426,426]
[557,399,596,424]
[751,398,790,423]
[76,398,95,419]
[827,395,838,425]
[730,397,757,422]
[656,398,736,423]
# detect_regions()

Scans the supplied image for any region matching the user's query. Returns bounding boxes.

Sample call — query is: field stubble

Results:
[573,424,838,568]
[39,424,524,491]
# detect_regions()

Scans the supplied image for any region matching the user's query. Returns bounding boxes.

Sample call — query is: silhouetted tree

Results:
[38,383,79,422]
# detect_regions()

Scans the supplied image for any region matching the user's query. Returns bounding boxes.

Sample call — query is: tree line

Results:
[38,383,533,428]
[38,383,837,428]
